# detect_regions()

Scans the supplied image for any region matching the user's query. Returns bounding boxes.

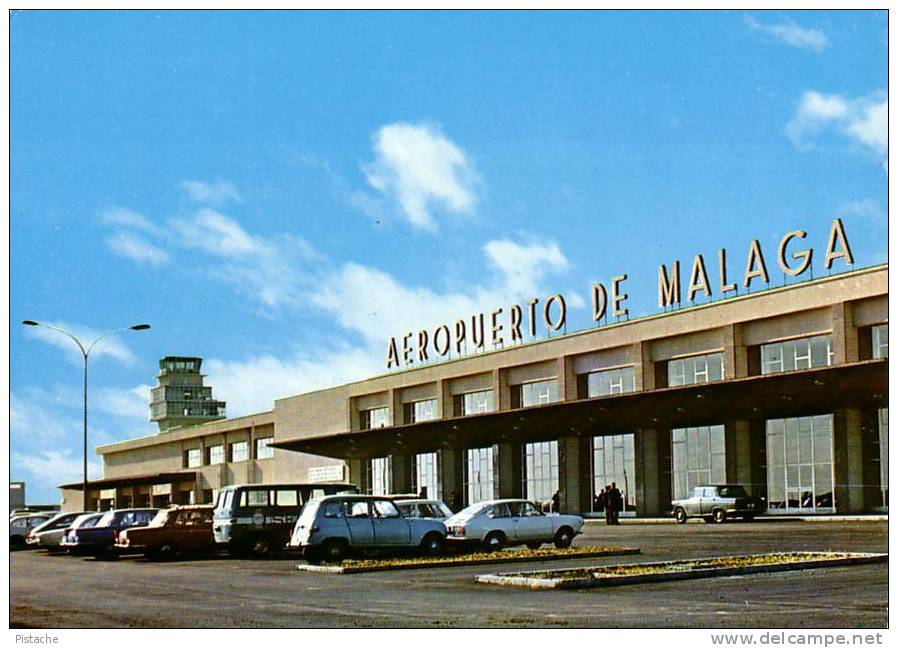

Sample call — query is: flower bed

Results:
[475,551,888,590]
[295,545,640,574]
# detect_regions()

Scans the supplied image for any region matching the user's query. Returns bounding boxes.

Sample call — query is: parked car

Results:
[116,505,215,560]
[55,512,104,551]
[60,508,158,557]
[9,513,53,549]
[213,482,357,557]
[289,494,448,562]
[670,484,757,524]
[393,498,454,520]
[25,511,89,550]
[444,499,584,551]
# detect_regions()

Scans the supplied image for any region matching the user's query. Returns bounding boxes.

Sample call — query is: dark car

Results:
[671,485,757,523]
[60,508,158,557]
[116,505,215,560]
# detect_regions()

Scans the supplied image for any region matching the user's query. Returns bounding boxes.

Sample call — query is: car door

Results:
[371,499,410,546]
[485,503,516,541]
[344,500,374,546]
[512,502,553,541]
[700,488,715,515]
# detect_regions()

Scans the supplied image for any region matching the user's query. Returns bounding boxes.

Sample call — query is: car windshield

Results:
[718,486,750,498]
[453,502,490,520]
[97,512,116,527]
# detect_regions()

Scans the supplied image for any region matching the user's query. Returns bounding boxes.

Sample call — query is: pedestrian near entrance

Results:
[449,489,462,513]
[603,485,613,525]
[594,488,606,516]
[551,490,560,513]
[610,482,623,525]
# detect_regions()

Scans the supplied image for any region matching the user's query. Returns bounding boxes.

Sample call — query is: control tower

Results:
[149,356,226,432]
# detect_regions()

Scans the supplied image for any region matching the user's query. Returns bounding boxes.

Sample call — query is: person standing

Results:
[594,487,606,517]
[610,482,623,525]
[603,485,614,525]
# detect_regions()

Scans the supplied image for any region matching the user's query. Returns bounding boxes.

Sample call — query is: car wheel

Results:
[553,527,574,549]
[321,539,348,563]
[674,508,688,524]
[419,533,445,557]
[157,543,180,561]
[482,531,506,552]
[712,509,726,524]
[526,542,542,550]
[250,536,272,558]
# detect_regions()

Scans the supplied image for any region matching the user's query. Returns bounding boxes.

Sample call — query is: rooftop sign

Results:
[385,218,855,370]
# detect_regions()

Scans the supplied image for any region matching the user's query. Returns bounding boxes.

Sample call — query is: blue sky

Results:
[10,10,887,504]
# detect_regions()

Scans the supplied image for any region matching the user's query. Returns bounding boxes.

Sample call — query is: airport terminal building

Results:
[62,263,888,517]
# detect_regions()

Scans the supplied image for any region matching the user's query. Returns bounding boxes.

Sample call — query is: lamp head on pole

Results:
[130,324,151,331]
[22,320,39,326]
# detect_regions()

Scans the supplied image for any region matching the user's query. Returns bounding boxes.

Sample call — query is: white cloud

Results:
[744,15,829,52]
[105,231,170,266]
[839,198,886,227]
[22,320,138,365]
[92,384,152,420]
[12,450,103,488]
[362,122,477,230]
[100,207,166,237]
[173,207,264,257]
[483,240,569,297]
[181,179,242,205]
[786,90,887,157]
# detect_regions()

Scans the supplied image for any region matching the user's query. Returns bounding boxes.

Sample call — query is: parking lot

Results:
[10,519,887,629]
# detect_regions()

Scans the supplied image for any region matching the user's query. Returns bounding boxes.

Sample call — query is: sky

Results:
[10,10,887,504]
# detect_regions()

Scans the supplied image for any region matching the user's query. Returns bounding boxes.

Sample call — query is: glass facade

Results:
[207,444,224,466]
[761,335,833,375]
[587,366,636,397]
[408,399,437,423]
[361,406,390,430]
[668,352,724,386]
[520,379,559,406]
[671,425,726,500]
[414,452,440,499]
[766,415,835,513]
[592,434,636,513]
[878,408,888,510]
[255,437,274,460]
[873,324,889,358]
[367,456,392,495]
[462,390,494,415]
[522,440,559,504]
[465,446,494,504]
[185,448,201,468]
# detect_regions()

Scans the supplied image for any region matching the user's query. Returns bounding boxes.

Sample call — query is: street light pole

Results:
[22,320,151,511]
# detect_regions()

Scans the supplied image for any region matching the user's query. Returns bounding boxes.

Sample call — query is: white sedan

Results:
[444,499,583,551]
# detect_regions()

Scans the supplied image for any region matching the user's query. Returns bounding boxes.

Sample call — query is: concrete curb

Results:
[475,551,889,590]
[295,546,641,574]
[583,515,888,525]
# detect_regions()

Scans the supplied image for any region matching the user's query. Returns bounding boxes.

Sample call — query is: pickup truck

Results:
[671,485,756,523]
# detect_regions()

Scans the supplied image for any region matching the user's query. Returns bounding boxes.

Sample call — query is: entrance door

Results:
[766,415,835,514]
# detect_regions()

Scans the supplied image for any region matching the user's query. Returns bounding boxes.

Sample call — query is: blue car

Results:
[60,508,158,558]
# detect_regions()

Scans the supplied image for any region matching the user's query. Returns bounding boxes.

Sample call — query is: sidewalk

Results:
[583,514,888,524]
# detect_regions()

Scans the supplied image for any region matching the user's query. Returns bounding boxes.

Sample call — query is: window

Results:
[522,440,559,504]
[241,490,269,507]
[405,399,437,423]
[592,434,636,514]
[372,500,400,518]
[671,425,726,500]
[586,366,636,397]
[229,441,248,463]
[488,503,511,518]
[873,324,889,359]
[274,489,298,506]
[460,390,494,415]
[367,457,392,495]
[349,501,369,518]
[878,409,888,510]
[766,415,835,513]
[360,406,390,430]
[207,444,224,465]
[668,352,724,387]
[255,437,274,460]
[413,452,439,499]
[465,446,494,505]
[761,335,833,375]
[323,502,343,518]
[183,448,202,469]
[517,379,559,408]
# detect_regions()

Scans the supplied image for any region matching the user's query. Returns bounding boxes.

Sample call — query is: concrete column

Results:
[557,435,591,514]
[495,442,522,499]
[748,420,768,504]
[633,342,655,391]
[494,368,510,411]
[438,448,464,505]
[389,388,403,425]
[723,324,748,379]
[725,420,752,486]
[438,378,452,418]
[559,356,577,402]
[832,409,864,513]
[634,428,671,516]
[348,458,365,492]
[389,454,413,495]
[831,302,858,365]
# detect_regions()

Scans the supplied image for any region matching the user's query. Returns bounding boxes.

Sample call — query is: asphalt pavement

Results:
[9,519,888,629]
